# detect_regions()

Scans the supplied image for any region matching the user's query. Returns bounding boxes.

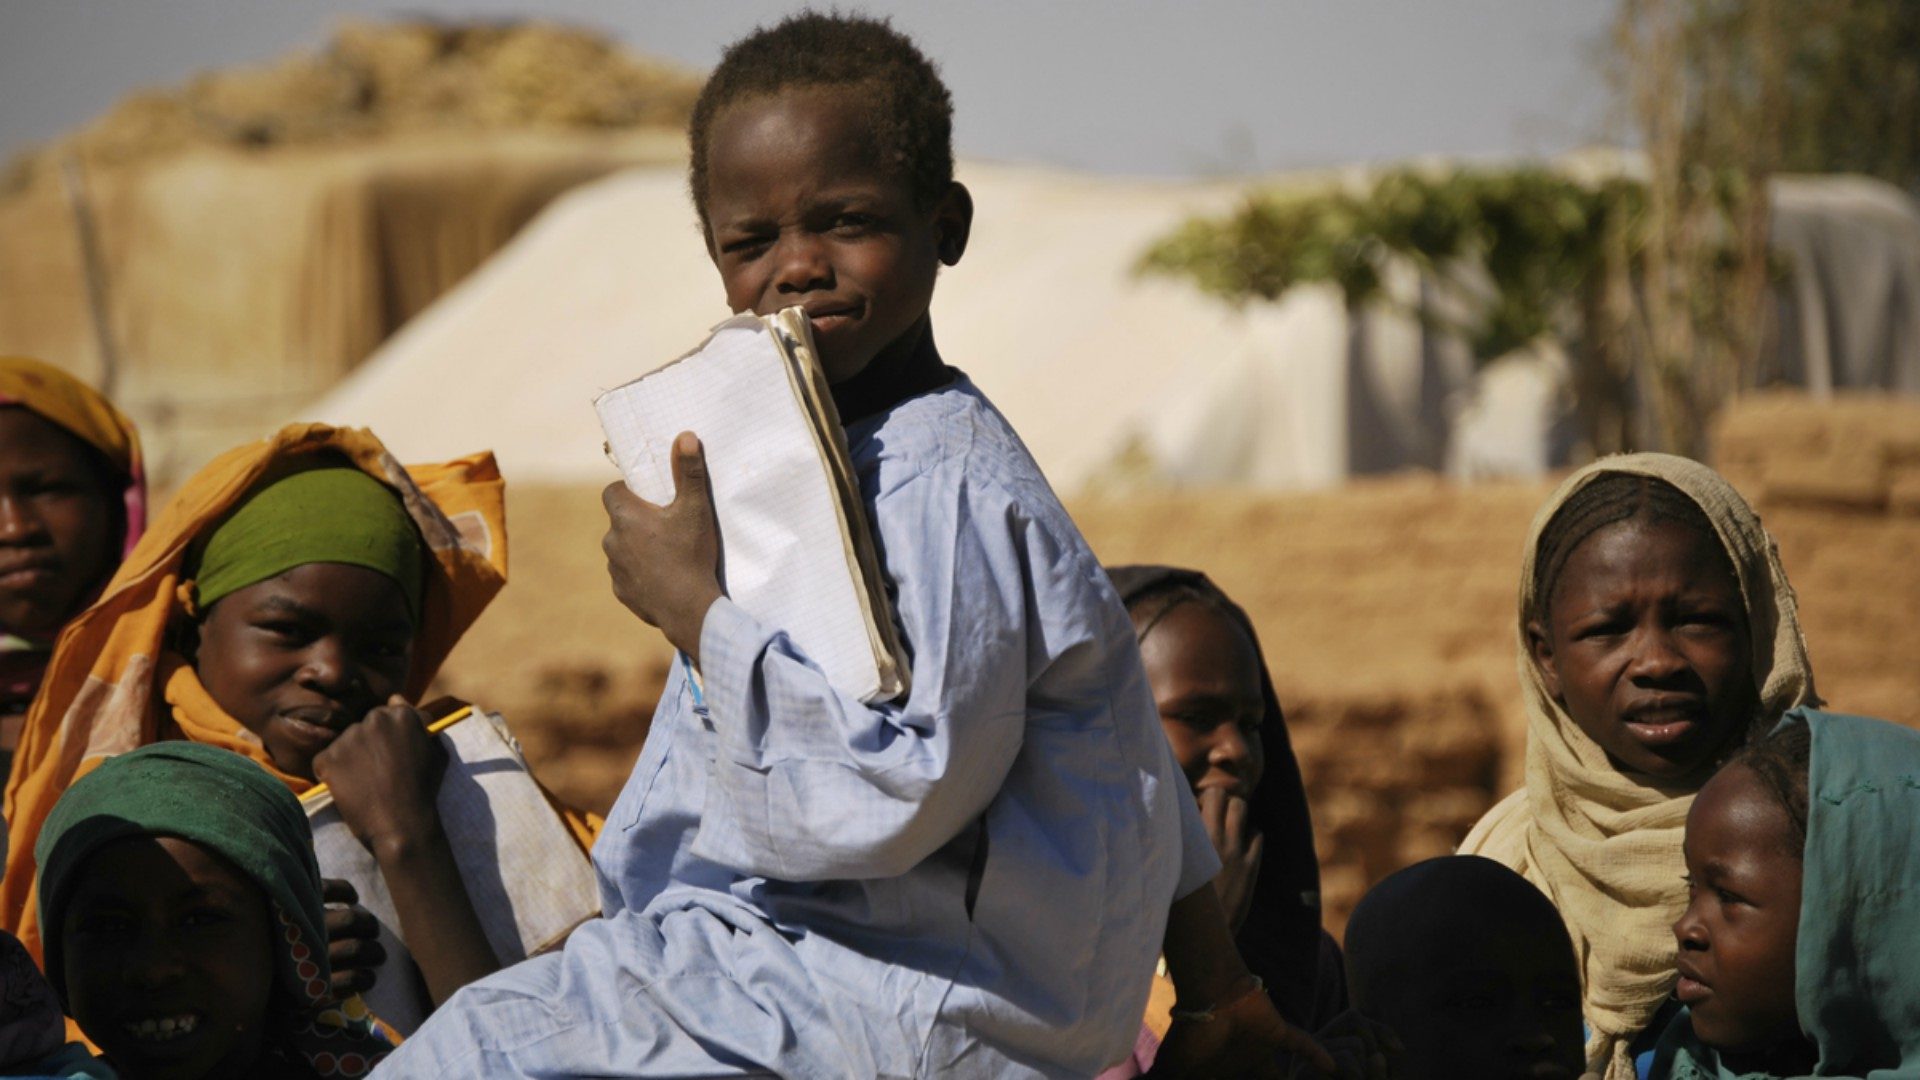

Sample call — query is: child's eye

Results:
[181,907,233,928]
[75,912,135,936]
[830,213,876,234]
[257,621,310,643]
[720,234,772,256]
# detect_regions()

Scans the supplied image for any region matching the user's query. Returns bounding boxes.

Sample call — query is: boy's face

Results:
[193,562,415,780]
[1367,920,1584,1080]
[1135,601,1266,801]
[0,406,122,639]
[1528,519,1755,782]
[1673,762,1803,1054]
[63,835,275,1080]
[701,86,969,384]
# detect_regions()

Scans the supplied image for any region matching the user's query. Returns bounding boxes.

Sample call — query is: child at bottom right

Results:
[1651,709,1920,1078]
[1343,854,1585,1080]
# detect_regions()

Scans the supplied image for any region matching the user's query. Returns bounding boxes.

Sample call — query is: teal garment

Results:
[0,1043,116,1078]
[1650,708,1920,1078]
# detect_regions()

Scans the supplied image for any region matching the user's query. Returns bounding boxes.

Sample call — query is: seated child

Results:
[1344,855,1585,1080]
[1100,566,1347,1077]
[378,13,1305,1079]
[35,741,392,1078]
[0,357,145,780]
[1,425,557,1018]
[1650,710,1920,1077]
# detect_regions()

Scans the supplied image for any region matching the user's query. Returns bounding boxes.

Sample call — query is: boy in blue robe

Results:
[377,14,1325,1078]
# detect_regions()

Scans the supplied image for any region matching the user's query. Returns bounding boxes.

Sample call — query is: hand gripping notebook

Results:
[594,308,910,703]
[301,707,600,1035]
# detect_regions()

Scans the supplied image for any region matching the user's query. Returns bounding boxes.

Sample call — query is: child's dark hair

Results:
[1730,719,1812,854]
[1123,581,1241,645]
[1530,473,1732,621]
[687,12,954,226]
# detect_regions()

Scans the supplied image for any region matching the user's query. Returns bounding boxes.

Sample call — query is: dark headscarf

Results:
[35,742,391,1077]
[1107,565,1326,1027]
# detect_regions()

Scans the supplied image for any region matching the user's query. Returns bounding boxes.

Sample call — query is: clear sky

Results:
[1,0,1620,178]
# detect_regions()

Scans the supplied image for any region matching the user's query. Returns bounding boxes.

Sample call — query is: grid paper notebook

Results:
[302,708,600,1035]
[593,309,909,703]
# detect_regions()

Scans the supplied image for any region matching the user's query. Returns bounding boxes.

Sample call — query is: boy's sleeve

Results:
[688,469,1072,882]
[1173,761,1224,900]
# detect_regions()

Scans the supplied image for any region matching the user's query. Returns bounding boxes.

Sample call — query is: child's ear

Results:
[933,182,973,267]
[1525,619,1562,700]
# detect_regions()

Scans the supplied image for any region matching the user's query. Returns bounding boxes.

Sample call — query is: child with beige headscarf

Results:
[1459,453,1818,1080]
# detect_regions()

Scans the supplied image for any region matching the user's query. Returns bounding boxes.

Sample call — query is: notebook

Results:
[594,308,910,704]
[301,707,600,1035]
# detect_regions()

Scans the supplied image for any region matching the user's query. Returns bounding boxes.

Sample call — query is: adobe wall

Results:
[439,392,1920,932]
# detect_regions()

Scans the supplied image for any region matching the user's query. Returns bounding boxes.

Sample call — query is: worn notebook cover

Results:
[302,708,599,1035]
[593,308,909,703]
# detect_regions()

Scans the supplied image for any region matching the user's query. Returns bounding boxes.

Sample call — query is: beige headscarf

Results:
[1458,453,1818,1080]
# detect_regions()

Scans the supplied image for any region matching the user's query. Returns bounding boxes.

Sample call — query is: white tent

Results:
[306,161,1362,493]
[308,161,1920,493]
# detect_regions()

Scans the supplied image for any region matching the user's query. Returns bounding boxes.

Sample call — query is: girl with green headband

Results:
[36,741,393,1079]
[5,427,534,1037]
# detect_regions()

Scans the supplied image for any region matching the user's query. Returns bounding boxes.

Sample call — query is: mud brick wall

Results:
[440,392,1920,934]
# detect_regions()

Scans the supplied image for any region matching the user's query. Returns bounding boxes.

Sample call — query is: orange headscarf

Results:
[0,357,145,561]
[1,424,507,963]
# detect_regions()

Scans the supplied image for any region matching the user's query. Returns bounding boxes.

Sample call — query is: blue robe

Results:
[375,376,1216,1079]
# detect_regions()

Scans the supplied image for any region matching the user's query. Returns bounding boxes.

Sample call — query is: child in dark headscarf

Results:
[1344,855,1584,1080]
[1103,565,1345,1073]
[35,741,392,1079]
[1651,710,1920,1078]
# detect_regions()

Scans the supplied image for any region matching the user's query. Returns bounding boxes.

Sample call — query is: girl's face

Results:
[1672,762,1804,1055]
[1136,601,1266,801]
[0,407,122,638]
[193,562,415,780]
[701,86,969,384]
[1528,518,1755,782]
[62,835,276,1080]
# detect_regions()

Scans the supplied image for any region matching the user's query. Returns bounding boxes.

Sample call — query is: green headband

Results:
[191,465,424,620]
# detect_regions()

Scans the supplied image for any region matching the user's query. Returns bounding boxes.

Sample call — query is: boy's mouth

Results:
[1621,698,1706,748]
[801,301,862,335]
[1673,958,1712,1004]
[278,706,356,752]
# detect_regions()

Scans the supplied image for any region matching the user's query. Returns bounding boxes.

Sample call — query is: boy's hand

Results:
[1200,786,1264,934]
[1311,1011,1399,1080]
[1147,985,1338,1079]
[602,431,724,660]
[321,877,386,1000]
[313,697,449,861]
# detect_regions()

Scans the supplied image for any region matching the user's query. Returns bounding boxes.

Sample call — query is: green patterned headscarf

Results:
[190,465,424,620]
[1650,708,1920,1078]
[35,742,391,1077]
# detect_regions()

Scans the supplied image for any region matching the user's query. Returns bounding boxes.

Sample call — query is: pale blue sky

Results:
[1,1,1619,177]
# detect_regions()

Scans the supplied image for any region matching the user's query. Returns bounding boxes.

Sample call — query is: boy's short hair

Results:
[688,11,955,224]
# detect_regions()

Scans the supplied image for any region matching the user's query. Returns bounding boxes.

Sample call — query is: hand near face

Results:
[1199,786,1265,935]
[321,876,386,1000]
[602,432,724,660]
[312,696,448,857]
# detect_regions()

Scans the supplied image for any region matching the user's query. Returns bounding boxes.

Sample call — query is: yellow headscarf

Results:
[1458,452,1818,1080]
[1,424,508,964]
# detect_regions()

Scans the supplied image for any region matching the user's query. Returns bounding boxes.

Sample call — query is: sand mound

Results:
[2,19,701,195]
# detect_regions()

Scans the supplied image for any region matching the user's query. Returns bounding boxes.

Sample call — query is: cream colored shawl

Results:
[1458,453,1817,1080]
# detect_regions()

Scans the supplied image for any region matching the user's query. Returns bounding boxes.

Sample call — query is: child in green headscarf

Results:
[1651,710,1920,1078]
[35,741,392,1080]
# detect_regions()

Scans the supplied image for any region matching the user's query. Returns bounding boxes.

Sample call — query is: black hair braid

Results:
[1731,719,1813,854]
[687,11,954,225]
[1530,473,1728,622]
